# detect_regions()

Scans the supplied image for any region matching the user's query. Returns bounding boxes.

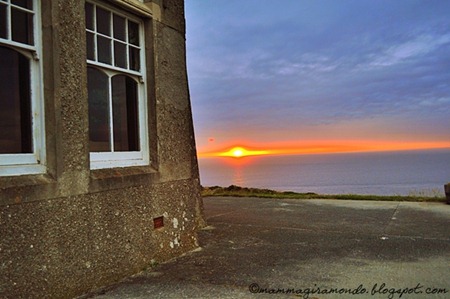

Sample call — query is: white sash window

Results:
[0,0,45,176]
[85,1,149,169]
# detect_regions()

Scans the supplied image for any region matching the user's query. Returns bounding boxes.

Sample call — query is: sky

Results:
[184,0,450,157]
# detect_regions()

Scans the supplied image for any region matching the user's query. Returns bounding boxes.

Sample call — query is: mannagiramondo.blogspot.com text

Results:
[248,283,448,299]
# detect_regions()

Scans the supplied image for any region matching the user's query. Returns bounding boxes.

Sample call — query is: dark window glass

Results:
[129,46,140,71]
[88,67,110,152]
[96,6,110,36]
[11,8,33,45]
[112,75,139,151]
[0,46,32,154]
[0,4,7,39]
[128,20,139,46]
[86,32,95,61]
[114,41,126,68]
[97,35,111,64]
[85,2,94,30]
[11,0,32,9]
[113,14,126,41]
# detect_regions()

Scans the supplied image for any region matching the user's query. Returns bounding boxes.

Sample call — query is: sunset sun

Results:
[217,146,270,158]
[231,147,245,158]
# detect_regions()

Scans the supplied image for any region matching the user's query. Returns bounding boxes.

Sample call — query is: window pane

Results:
[0,4,6,39]
[112,75,139,151]
[113,14,126,41]
[128,20,139,46]
[11,0,32,9]
[97,35,111,64]
[88,67,110,152]
[129,46,140,71]
[11,8,33,45]
[96,6,110,36]
[85,2,94,30]
[0,47,32,154]
[114,41,126,68]
[86,32,95,61]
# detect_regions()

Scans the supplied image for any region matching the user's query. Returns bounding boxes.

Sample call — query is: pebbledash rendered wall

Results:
[0,0,205,298]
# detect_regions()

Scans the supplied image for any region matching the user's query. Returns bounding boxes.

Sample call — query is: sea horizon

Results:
[197,148,450,196]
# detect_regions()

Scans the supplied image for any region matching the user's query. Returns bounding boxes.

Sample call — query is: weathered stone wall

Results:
[0,0,204,298]
[1,182,202,298]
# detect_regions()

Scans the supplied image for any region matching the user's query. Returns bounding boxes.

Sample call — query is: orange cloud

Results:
[197,140,450,158]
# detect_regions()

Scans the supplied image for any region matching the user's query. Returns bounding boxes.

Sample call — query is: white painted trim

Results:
[8,1,34,13]
[0,164,46,176]
[90,156,148,169]
[91,151,142,161]
[86,1,145,75]
[33,0,46,169]
[87,59,142,77]
[0,154,38,165]
[0,39,36,53]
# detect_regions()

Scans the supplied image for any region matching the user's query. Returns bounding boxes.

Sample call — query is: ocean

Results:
[197,149,450,196]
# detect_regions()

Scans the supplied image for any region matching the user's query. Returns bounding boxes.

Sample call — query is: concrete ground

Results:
[85,197,450,299]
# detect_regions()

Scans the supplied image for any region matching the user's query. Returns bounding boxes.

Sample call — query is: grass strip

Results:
[201,185,447,202]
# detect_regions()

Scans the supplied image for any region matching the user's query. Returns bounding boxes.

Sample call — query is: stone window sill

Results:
[0,174,58,206]
[89,165,160,193]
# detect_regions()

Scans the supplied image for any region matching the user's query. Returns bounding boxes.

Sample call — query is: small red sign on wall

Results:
[153,216,164,229]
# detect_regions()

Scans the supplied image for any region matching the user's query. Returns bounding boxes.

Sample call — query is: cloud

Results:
[365,33,450,68]
[270,54,338,76]
[186,0,450,150]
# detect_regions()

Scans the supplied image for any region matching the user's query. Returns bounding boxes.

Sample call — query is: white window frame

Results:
[0,0,46,176]
[86,0,149,170]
